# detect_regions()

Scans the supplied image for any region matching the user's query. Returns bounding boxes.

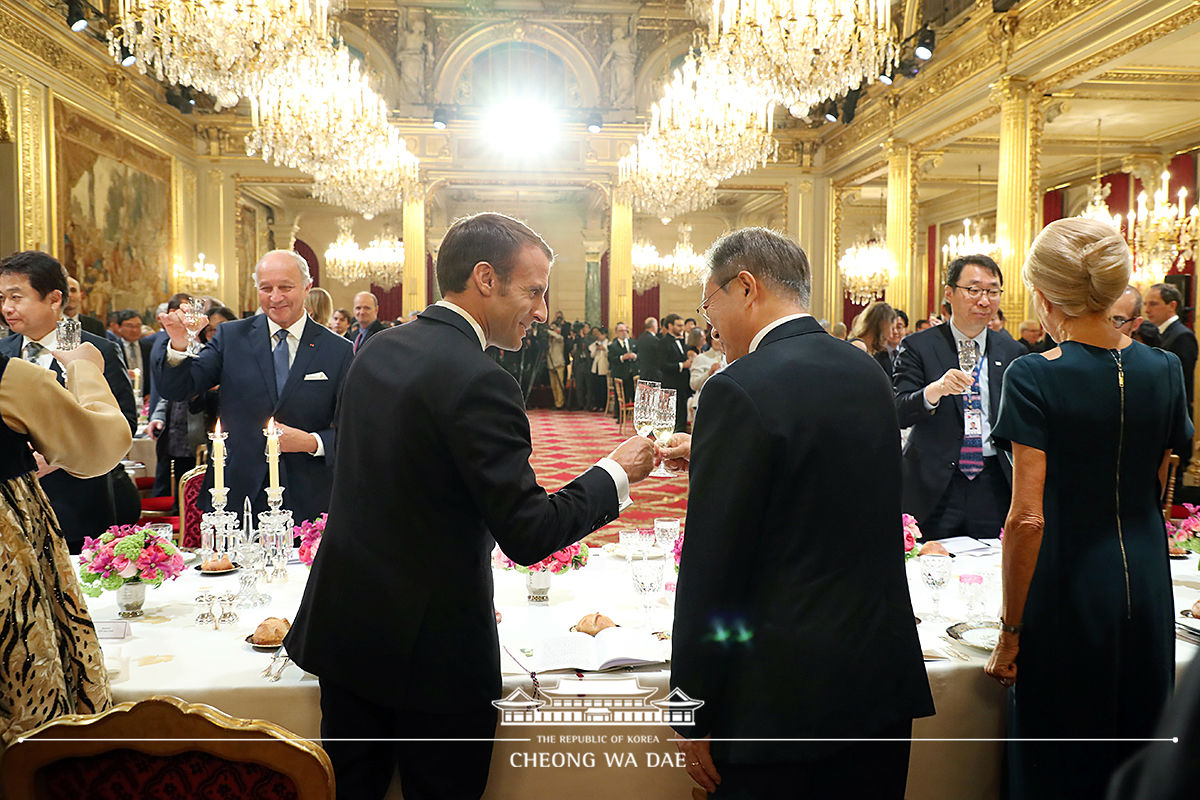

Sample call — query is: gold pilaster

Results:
[826,185,853,323]
[886,138,916,315]
[403,194,426,317]
[608,196,632,329]
[993,76,1041,328]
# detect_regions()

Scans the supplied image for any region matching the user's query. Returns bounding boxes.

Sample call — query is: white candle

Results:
[266,417,280,490]
[211,419,225,491]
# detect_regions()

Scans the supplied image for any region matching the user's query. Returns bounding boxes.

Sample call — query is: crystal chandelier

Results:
[1079,121,1116,225]
[108,0,343,98]
[324,218,405,287]
[618,47,776,220]
[246,44,420,218]
[839,234,895,305]
[942,218,1000,265]
[631,226,709,291]
[702,1,895,115]
[175,252,219,296]
[632,240,663,292]
[1122,170,1200,286]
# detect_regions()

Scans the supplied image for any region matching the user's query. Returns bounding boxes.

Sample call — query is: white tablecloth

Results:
[82,549,1200,800]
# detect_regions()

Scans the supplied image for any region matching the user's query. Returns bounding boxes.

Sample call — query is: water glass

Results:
[920,553,952,618]
[958,573,985,622]
[618,528,640,558]
[55,317,81,350]
[654,517,680,549]
[631,555,665,627]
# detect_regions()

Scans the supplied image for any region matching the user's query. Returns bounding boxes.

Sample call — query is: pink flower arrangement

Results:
[295,514,327,567]
[903,514,923,560]
[1167,504,1200,555]
[79,524,186,597]
[494,542,590,575]
[673,530,684,574]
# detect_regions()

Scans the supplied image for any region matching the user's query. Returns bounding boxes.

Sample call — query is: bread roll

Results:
[576,612,616,636]
[252,617,291,645]
[919,541,950,557]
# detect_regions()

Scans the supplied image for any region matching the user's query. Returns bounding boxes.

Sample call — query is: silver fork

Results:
[260,647,286,677]
[268,654,291,682]
[938,636,971,661]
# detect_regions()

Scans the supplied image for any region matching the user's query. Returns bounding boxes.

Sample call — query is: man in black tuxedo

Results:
[285,212,656,800]
[1146,282,1197,409]
[607,321,638,405]
[660,228,932,797]
[658,313,694,431]
[350,290,386,354]
[635,316,661,382]
[894,255,1026,540]
[154,250,353,524]
[64,276,106,336]
[0,251,139,551]
[115,309,153,401]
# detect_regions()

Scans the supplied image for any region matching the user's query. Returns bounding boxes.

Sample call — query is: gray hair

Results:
[705,227,811,309]
[255,249,312,283]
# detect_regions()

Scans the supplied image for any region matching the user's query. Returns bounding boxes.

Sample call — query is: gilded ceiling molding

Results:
[1031,2,1200,94]
[912,107,1000,153]
[0,4,192,147]
[1091,68,1200,84]
[1013,0,1110,50]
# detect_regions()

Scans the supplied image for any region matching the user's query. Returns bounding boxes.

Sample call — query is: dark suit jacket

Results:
[1160,319,1198,409]
[286,305,621,713]
[672,316,933,762]
[351,318,386,352]
[608,337,637,381]
[152,315,353,523]
[893,322,1026,521]
[145,330,169,415]
[0,331,139,545]
[658,334,691,395]
[635,331,661,381]
[77,314,105,337]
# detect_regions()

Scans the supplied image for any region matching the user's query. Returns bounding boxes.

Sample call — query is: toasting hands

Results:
[607,436,658,483]
[657,432,691,472]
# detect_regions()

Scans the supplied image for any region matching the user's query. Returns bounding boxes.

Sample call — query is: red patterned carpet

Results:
[526,408,688,545]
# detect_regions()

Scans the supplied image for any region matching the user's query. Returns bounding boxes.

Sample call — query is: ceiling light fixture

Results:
[432,107,449,130]
[586,111,603,134]
[914,27,936,61]
[67,0,88,32]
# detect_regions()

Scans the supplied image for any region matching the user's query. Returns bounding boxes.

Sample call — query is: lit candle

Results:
[265,417,281,490]
[211,419,226,491]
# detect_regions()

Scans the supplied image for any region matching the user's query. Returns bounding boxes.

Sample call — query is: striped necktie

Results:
[958,347,985,479]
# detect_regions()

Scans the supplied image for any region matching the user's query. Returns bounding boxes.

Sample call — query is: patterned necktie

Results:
[273,328,290,397]
[23,341,43,363]
[959,343,985,480]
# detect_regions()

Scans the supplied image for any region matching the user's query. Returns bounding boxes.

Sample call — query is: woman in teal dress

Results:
[986,218,1193,799]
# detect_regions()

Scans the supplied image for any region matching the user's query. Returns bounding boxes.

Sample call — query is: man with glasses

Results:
[1017,319,1050,353]
[893,255,1026,540]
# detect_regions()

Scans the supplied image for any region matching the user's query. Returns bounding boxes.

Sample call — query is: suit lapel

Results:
[986,330,1006,422]
[277,320,322,408]
[0,335,19,359]
[251,315,279,407]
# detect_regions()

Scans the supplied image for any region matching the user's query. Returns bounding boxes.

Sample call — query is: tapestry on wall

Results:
[54,98,171,318]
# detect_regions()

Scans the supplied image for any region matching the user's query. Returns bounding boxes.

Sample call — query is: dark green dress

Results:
[992,340,1193,800]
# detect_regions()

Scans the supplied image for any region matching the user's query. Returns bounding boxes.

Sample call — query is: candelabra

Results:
[258,486,294,586]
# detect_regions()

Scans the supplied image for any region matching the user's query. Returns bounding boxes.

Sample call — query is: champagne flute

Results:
[956,339,979,379]
[648,387,677,477]
[633,380,660,438]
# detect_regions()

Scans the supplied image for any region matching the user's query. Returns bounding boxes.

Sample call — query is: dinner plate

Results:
[603,543,666,559]
[1168,551,1191,560]
[195,563,240,575]
[946,621,1001,652]
[244,634,282,652]
[1183,609,1195,619]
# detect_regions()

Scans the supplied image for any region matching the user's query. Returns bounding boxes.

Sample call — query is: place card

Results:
[94,620,131,640]
[938,536,994,556]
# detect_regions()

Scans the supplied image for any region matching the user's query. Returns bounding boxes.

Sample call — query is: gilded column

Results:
[886,138,916,315]
[608,196,633,329]
[993,76,1041,327]
[402,193,426,317]
[826,185,852,324]
[583,234,605,326]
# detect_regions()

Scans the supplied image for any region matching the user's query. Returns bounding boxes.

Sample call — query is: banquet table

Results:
[82,546,1200,800]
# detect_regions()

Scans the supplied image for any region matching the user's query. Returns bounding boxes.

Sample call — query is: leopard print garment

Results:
[0,472,111,747]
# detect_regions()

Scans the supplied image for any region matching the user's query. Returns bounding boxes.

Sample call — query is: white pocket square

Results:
[303,371,328,381]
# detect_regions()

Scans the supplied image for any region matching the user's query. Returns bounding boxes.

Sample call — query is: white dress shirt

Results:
[21,329,60,371]
[433,300,631,510]
[926,321,995,457]
[747,313,812,354]
[1158,314,1180,334]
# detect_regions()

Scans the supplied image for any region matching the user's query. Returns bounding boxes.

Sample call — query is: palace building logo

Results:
[492,677,703,726]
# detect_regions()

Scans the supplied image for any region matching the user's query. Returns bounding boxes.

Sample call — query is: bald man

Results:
[351,290,385,354]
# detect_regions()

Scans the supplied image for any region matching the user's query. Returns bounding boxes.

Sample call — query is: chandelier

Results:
[245,43,420,218]
[839,234,895,305]
[324,218,405,287]
[1079,121,1117,226]
[108,0,343,98]
[1122,170,1200,286]
[942,218,1000,265]
[702,1,895,115]
[618,47,776,220]
[630,225,709,291]
[174,252,219,296]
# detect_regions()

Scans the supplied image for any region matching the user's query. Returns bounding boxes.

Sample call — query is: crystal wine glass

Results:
[631,555,664,628]
[180,302,208,356]
[633,380,660,439]
[920,553,952,618]
[55,318,81,351]
[956,339,979,379]
[648,388,677,477]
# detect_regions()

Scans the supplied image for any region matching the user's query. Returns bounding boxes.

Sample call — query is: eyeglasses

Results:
[1110,315,1133,329]
[697,276,736,325]
[952,284,1004,301]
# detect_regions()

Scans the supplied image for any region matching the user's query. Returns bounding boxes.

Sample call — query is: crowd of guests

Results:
[2,215,1198,800]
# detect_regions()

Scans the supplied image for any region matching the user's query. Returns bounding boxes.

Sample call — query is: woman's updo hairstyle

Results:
[1022,217,1131,318]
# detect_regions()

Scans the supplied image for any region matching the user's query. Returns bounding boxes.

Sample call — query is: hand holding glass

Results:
[648,388,676,477]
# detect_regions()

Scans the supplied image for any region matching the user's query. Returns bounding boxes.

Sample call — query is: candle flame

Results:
[267,417,277,434]
[214,419,222,435]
